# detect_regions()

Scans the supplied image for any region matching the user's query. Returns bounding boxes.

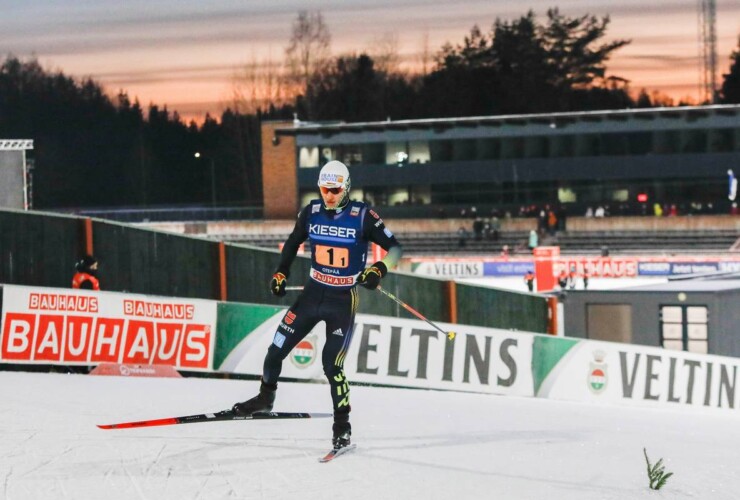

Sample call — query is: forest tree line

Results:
[1,10,738,209]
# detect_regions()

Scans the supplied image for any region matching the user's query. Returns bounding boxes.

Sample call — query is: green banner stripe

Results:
[214,302,283,369]
[532,335,579,395]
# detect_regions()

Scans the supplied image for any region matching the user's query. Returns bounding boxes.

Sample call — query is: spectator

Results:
[473,218,484,241]
[547,209,558,236]
[457,226,469,248]
[594,206,605,217]
[557,205,567,232]
[72,254,100,290]
[583,271,590,290]
[568,265,578,290]
[557,269,568,289]
[653,203,663,217]
[501,244,510,258]
[528,229,539,253]
[489,216,501,241]
[585,206,594,217]
[537,209,547,233]
[524,271,535,292]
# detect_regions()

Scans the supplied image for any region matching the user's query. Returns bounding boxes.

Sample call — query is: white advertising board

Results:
[536,338,740,411]
[222,312,534,397]
[0,285,217,371]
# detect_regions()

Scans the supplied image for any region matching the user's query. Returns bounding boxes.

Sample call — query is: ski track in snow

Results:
[0,371,738,499]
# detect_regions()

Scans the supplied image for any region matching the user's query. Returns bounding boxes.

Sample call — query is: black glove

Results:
[357,261,388,290]
[270,272,287,297]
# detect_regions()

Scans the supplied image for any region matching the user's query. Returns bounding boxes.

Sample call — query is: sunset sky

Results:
[2,0,739,123]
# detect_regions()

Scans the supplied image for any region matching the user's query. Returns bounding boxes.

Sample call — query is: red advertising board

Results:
[533,246,560,292]
[0,285,216,370]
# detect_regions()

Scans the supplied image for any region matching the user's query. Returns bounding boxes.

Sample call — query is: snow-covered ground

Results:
[2,370,739,499]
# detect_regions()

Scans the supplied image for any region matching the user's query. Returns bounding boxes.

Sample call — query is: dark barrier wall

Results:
[0,209,549,333]
[225,243,312,306]
[0,209,81,287]
[92,220,219,298]
[355,272,449,322]
[456,283,548,332]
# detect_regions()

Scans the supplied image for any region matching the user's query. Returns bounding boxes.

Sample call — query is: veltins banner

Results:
[220,312,535,397]
[533,336,740,411]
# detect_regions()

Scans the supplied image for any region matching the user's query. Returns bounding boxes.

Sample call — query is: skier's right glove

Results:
[270,272,287,297]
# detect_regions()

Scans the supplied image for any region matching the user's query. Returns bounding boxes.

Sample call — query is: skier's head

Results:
[318,160,350,210]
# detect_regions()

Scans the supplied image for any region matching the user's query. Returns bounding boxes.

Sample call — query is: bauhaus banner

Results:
[0,285,216,370]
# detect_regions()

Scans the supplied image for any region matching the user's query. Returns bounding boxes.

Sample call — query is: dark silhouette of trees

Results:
[417,10,631,117]
[0,56,263,209]
[308,54,387,121]
[304,10,632,121]
[720,36,740,104]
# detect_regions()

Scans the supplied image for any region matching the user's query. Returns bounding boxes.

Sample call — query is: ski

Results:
[98,410,332,430]
[319,443,357,463]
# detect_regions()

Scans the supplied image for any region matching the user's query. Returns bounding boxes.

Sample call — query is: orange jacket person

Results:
[72,254,100,290]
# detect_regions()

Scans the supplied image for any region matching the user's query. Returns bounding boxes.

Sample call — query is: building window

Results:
[408,141,430,164]
[558,188,577,203]
[386,141,407,165]
[611,189,629,202]
[299,147,320,168]
[388,187,410,205]
[410,185,431,204]
[339,144,362,166]
[320,147,335,164]
[660,305,708,353]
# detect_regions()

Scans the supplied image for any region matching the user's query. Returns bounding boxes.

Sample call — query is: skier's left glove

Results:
[357,261,388,290]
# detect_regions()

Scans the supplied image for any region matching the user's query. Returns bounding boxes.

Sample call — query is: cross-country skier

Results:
[232,160,402,451]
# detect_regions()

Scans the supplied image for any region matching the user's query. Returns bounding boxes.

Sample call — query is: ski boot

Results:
[232,380,277,416]
[332,409,351,449]
[332,428,352,449]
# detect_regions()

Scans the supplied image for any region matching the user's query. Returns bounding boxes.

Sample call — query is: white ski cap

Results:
[318,160,350,191]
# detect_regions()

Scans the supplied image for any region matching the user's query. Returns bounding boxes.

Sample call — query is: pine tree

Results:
[720,36,740,103]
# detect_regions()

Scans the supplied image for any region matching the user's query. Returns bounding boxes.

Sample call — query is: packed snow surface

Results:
[1,371,738,499]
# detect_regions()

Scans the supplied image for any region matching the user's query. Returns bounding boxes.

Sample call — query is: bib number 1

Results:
[315,245,349,268]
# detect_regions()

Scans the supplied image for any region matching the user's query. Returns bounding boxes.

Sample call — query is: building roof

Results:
[616,279,740,293]
[274,104,740,137]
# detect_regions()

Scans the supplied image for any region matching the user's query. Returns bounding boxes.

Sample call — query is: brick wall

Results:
[261,121,297,219]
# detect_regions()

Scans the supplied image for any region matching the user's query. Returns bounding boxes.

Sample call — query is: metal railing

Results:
[51,205,263,223]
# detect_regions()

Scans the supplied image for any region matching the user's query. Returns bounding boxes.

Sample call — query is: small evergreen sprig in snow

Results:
[643,448,673,490]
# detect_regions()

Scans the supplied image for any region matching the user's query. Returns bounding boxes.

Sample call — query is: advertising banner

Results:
[533,336,740,411]
[411,261,485,278]
[483,261,535,276]
[219,306,740,412]
[0,285,217,370]
[220,312,534,397]
[410,256,740,279]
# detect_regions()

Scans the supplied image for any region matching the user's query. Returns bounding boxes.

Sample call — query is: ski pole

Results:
[376,286,456,341]
[285,286,304,291]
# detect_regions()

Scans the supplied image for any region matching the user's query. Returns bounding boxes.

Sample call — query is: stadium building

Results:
[262,105,740,219]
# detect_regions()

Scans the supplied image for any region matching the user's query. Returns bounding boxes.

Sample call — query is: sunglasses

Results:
[320,186,344,195]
